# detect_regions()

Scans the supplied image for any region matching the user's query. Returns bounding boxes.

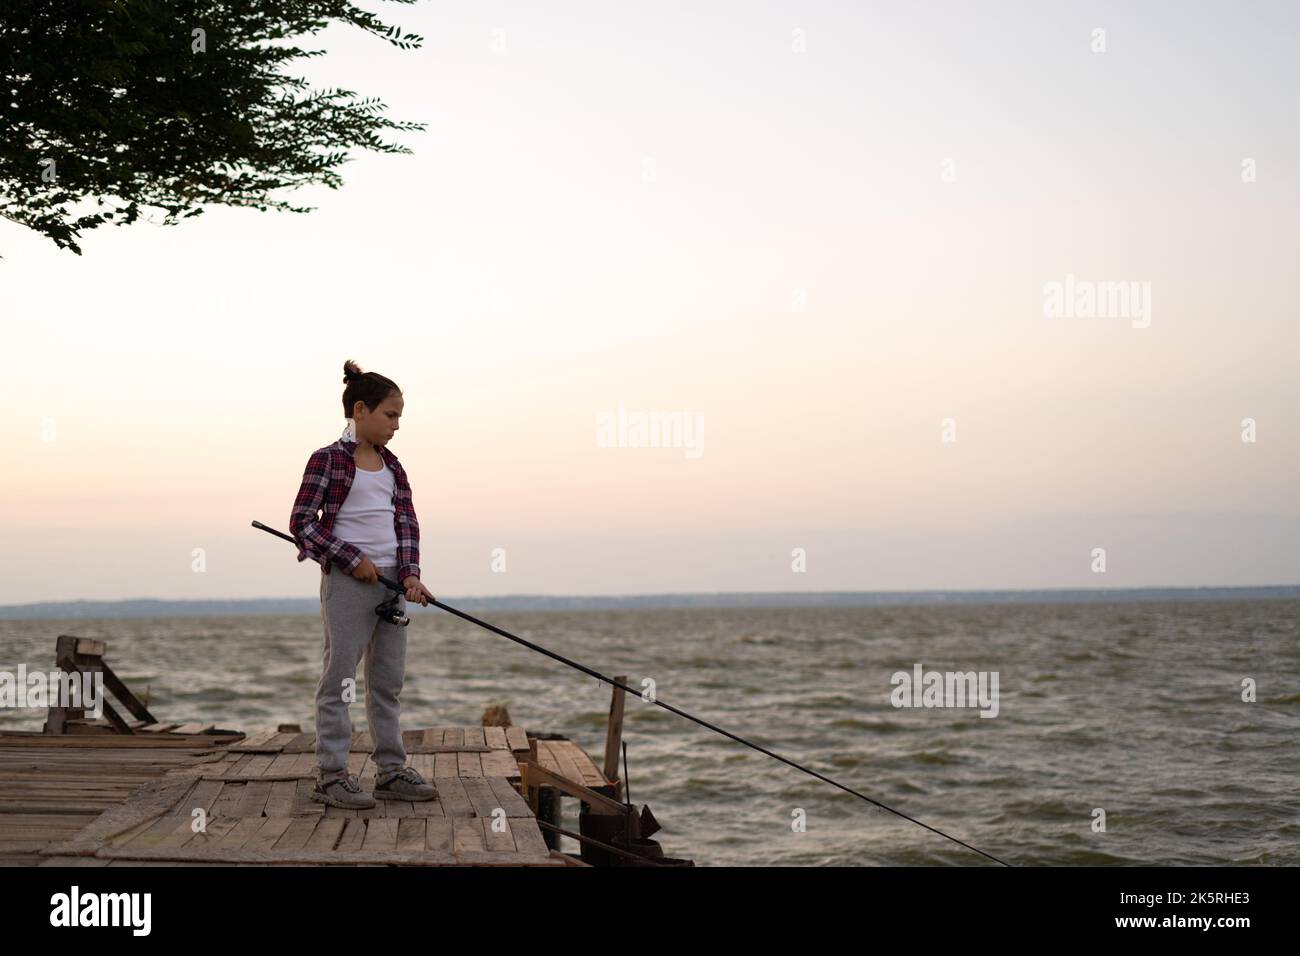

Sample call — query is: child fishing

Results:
[289,360,438,809]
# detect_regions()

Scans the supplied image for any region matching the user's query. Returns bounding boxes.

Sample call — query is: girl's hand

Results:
[403,576,434,606]
[351,556,379,584]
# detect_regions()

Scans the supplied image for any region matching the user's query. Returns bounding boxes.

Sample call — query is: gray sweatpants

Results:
[315,564,408,779]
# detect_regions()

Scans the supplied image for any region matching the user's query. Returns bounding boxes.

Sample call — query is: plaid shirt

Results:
[289,437,421,582]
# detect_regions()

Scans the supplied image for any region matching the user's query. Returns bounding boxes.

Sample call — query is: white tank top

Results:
[332,459,399,568]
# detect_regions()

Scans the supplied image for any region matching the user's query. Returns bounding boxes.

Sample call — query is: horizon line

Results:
[2,583,1298,620]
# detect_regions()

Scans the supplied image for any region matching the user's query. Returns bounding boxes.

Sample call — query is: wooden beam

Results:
[602,675,627,801]
[519,760,625,815]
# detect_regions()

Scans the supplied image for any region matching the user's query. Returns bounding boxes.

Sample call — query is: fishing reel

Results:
[375,590,410,627]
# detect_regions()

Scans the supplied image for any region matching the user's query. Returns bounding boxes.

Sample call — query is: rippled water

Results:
[3,600,1297,865]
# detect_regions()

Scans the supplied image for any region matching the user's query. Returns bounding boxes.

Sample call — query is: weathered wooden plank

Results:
[155,814,204,849]
[264,780,297,817]
[505,726,529,753]
[38,772,202,857]
[379,798,415,819]
[361,818,398,852]
[304,818,345,851]
[221,753,257,777]
[118,814,193,850]
[185,816,242,847]
[292,753,318,775]
[412,798,445,819]
[409,753,435,783]
[523,761,625,815]
[104,817,162,849]
[482,815,516,853]
[336,817,367,851]
[0,734,213,749]
[0,814,99,835]
[486,777,533,817]
[294,779,324,816]
[544,740,588,786]
[245,817,293,851]
[227,728,281,752]
[273,817,320,851]
[408,755,443,817]
[481,750,520,778]
[554,739,603,786]
[283,733,316,754]
[433,752,457,779]
[180,778,225,815]
[240,754,276,778]
[510,819,550,856]
[233,780,273,818]
[266,752,304,776]
[603,674,628,789]
[424,818,453,852]
[395,818,426,852]
[171,723,215,735]
[433,777,472,817]
[199,774,318,783]
[208,781,245,819]
[460,777,503,818]
[91,845,560,866]
[215,816,268,850]
[451,817,485,854]
[456,751,483,778]
[39,856,112,866]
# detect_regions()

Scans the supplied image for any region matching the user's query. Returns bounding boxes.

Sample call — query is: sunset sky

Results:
[1,1,1297,602]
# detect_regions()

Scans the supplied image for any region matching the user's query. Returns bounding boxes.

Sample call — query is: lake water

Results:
[3,599,1297,865]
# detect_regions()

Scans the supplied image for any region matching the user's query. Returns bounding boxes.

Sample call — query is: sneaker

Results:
[373,765,438,802]
[310,771,376,809]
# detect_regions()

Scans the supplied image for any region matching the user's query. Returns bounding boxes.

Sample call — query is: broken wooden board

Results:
[37,726,558,866]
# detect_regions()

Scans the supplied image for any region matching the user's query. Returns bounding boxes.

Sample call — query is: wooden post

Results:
[43,636,80,734]
[602,675,627,801]
[536,787,562,850]
[43,636,157,735]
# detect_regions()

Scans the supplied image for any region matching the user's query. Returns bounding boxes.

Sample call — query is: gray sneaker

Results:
[374,765,437,802]
[310,771,376,809]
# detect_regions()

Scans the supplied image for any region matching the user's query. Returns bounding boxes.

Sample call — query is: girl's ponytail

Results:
[341,360,400,417]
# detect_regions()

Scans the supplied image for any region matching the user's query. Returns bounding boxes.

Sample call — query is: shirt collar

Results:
[335,437,396,466]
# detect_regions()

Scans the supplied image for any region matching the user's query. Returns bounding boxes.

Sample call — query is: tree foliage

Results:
[0,0,426,254]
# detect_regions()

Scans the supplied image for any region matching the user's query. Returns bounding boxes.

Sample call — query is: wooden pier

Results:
[2,637,690,867]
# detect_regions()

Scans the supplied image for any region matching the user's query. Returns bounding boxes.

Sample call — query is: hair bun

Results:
[342,359,363,384]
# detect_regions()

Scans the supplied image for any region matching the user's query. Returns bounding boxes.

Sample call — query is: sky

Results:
[1,0,1297,602]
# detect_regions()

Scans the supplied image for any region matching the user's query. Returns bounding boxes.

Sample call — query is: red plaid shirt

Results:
[289,437,421,582]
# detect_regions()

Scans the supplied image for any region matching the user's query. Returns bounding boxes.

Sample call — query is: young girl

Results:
[289,359,438,809]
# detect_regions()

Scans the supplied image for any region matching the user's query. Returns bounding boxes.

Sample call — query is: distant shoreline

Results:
[1,586,1297,620]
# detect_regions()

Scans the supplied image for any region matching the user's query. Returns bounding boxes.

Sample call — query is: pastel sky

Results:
[1,1,1297,602]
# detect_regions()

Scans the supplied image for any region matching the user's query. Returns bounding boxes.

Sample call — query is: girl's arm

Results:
[289,448,365,573]
[394,462,420,584]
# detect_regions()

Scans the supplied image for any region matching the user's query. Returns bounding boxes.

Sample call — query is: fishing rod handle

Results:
[251,519,404,592]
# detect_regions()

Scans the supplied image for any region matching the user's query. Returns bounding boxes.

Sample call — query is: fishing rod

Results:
[252,519,1012,866]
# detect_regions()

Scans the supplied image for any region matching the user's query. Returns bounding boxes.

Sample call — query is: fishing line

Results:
[253,519,1012,866]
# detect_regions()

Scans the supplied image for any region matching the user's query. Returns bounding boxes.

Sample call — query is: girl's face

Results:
[353,391,404,447]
